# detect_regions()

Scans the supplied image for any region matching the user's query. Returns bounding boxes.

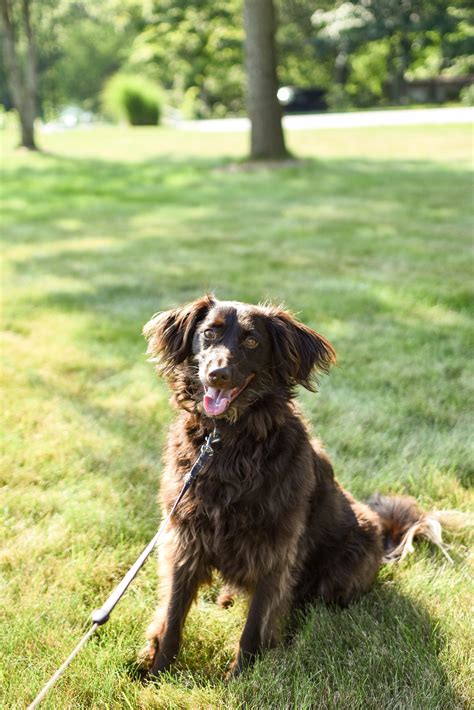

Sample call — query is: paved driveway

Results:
[180,106,473,132]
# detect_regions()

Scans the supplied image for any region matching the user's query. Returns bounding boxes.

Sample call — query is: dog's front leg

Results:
[146,559,201,678]
[230,567,292,677]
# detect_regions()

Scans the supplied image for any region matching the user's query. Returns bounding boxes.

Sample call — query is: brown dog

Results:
[141,295,429,678]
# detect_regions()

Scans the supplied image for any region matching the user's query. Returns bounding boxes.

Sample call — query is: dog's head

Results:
[144,295,336,420]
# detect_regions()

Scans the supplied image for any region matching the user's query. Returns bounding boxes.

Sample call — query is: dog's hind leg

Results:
[217,584,236,609]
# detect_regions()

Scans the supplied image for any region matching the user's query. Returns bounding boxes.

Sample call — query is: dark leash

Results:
[27,426,221,709]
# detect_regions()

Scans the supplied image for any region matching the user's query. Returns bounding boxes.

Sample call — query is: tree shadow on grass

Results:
[4,151,472,323]
[274,583,464,710]
[132,582,465,710]
[2,152,471,243]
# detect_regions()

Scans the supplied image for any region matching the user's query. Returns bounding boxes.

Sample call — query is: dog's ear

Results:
[263,306,336,391]
[143,294,214,375]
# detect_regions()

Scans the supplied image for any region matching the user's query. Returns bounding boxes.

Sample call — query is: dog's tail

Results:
[366,494,466,564]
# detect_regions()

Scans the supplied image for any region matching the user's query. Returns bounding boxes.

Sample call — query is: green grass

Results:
[1,123,473,709]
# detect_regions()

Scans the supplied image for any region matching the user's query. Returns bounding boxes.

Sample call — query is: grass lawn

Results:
[1,122,473,709]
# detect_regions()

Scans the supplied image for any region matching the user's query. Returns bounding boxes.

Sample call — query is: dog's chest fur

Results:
[161,413,316,589]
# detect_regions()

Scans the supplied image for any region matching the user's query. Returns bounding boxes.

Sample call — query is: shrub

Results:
[102,74,162,125]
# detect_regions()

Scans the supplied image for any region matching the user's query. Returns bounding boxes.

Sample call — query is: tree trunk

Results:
[335,49,349,86]
[0,0,38,150]
[18,95,36,149]
[398,34,411,105]
[243,0,288,160]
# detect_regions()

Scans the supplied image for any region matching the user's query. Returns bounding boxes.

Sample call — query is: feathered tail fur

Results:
[367,494,455,564]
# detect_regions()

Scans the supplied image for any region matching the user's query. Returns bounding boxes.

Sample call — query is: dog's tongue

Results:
[203,387,231,416]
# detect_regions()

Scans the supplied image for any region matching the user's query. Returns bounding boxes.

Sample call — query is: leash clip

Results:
[201,443,214,455]
[200,426,221,456]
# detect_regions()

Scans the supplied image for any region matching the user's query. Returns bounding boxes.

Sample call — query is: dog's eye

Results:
[203,329,216,340]
[244,336,258,349]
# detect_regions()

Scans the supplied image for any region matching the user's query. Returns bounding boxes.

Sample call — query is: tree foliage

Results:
[40,2,142,115]
[1,0,472,122]
[127,0,244,118]
[276,0,333,88]
[1,0,142,117]
[312,0,474,106]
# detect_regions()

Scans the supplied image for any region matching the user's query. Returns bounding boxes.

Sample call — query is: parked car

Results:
[277,86,327,113]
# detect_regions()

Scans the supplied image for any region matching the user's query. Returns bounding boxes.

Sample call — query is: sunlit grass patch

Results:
[1,124,472,709]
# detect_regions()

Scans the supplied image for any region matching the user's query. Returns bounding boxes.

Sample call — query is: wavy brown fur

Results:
[140,296,436,679]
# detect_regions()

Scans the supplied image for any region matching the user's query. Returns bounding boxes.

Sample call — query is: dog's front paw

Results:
[137,650,170,684]
[225,660,240,682]
[136,633,161,683]
[225,653,247,681]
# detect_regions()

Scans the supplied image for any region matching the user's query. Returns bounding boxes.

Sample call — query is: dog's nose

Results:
[208,367,231,388]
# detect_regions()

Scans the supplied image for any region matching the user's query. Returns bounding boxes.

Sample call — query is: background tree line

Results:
[1,0,472,130]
